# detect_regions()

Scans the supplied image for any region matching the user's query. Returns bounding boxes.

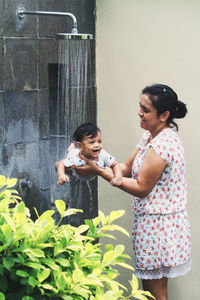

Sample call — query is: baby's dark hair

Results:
[73,122,101,142]
[142,84,188,130]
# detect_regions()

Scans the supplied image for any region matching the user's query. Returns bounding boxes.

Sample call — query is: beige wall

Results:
[96,0,200,299]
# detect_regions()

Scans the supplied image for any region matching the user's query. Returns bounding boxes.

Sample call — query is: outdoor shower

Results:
[15,6,97,226]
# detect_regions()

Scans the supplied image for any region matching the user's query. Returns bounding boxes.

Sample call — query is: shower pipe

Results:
[17,9,78,34]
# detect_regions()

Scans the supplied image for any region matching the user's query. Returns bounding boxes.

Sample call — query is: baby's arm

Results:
[109,161,122,186]
[55,160,70,186]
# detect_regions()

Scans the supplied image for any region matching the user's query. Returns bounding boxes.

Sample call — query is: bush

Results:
[0,175,154,300]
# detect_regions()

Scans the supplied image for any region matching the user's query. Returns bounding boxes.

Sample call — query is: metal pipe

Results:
[17,9,78,34]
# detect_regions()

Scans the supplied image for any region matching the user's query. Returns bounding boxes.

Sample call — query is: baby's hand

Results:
[110,176,122,187]
[57,174,70,187]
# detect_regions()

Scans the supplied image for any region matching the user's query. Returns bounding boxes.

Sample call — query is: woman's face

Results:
[138,93,163,134]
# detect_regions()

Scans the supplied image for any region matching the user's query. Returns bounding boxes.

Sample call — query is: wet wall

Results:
[0,0,97,224]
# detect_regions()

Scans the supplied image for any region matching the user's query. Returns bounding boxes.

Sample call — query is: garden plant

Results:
[0,175,154,300]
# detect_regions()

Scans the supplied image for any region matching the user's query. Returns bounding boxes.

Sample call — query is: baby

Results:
[56,122,122,185]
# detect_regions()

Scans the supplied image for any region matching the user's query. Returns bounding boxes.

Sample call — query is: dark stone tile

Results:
[0,143,4,175]
[38,39,58,89]
[0,39,4,90]
[0,92,5,141]
[38,190,51,216]
[38,90,49,139]
[4,39,37,91]
[1,141,51,218]
[48,63,58,136]
[4,91,39,144]
[0,1,4,37]
[1,142,37,180]
[38,0,68,38]
[65,0,96,36]
[38,139,50,191]
[3,0,37,38]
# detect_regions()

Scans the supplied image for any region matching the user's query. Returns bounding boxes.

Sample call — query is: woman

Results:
[59,84,192,300]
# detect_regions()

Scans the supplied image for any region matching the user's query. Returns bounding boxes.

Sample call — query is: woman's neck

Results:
[150,124,169,139]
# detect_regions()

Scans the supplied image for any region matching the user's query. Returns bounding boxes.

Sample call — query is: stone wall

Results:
[0,0,97,223]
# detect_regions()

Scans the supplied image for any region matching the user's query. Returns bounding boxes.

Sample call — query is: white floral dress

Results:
[131,128,191,279]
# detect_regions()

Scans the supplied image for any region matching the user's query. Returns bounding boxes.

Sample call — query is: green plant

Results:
[0,175,154,300]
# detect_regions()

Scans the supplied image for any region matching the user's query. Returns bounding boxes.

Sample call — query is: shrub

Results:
[0,175,154,300]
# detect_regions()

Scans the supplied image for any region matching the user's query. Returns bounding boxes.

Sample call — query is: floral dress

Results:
[131,128,191,279]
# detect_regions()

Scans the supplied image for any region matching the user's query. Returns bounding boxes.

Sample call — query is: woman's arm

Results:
[109,161,122,186]
[119,148,139,177]
[99,147,166,197]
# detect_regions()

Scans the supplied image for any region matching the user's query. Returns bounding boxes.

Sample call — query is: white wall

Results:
[97,0,200,298]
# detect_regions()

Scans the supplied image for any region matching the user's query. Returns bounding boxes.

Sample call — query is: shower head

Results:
[17,7,93,39]
[57,33,93,40]
[17,8,79,35]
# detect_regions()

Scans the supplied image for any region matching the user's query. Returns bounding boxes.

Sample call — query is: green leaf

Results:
[114,244,125,256]
[115,261,134,271]
[3,257,14,270]
[6,178,17,188]
[41,258,60,271]
[63,208,83,217]
[37,210,55,222]
[25,262,44,270]
[109,210,125,223]
[105,244,114,251]
[76,224,89,235]
[55,258,70,267]
[0,176,6,189]
[28,276,38,288]
[41,283,55,290]
[16,201,26,214]
[0,292,5,300]
[61,296,73,300]
[24,248,45,258]
[15,202,26,223]
[16,270,30,277]
[37,268,50,283]
[129,273,139,290]
[54,243,66,257]
[102,250,115,265]
[55,200,66,215]
[98,210,106,225]
[72,268,84,283]
[92,216,101,227]
[22,297,34,300]
[1,224,13,241]
[2,213,16,231]
[56,273,67,290]
[103,224,130,237]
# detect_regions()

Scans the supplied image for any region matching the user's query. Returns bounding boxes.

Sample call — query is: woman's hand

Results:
[72,152,101,177]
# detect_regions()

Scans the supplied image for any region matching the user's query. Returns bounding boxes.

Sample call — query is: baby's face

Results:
[79,131,102,160]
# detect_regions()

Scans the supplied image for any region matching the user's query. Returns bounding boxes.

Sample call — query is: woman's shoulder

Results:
[151,127,181,151]
[136,130,151,148]
[160,127,180,142]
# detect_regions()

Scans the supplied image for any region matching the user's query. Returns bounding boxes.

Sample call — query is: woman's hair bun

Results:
[175,100,188,119]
